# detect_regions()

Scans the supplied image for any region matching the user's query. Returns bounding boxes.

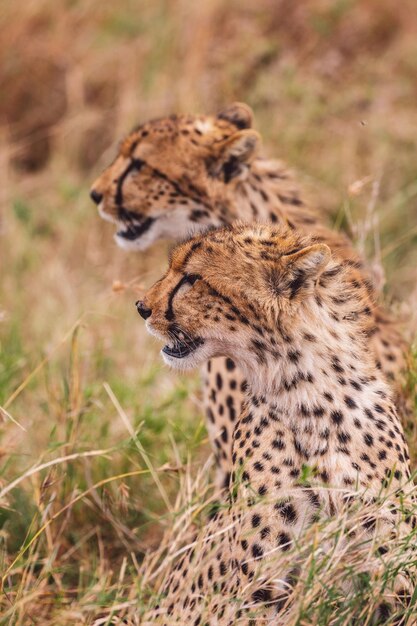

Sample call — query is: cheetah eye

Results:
[131,158,145,171]
[184,273,201,286]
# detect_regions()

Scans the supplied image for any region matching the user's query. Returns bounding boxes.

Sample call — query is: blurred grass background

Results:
[0,0,417,623]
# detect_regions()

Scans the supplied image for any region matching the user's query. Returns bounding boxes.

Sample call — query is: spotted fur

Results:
[91,103,409,489]
[138,223,414,624]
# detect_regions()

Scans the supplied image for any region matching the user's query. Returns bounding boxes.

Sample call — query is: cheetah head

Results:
[137,223,331,373]
[90,103,260,251]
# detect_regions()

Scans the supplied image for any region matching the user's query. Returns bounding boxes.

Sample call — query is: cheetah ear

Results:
[209,130,260,183]
[217,102,254,129]
[282,244,331,279]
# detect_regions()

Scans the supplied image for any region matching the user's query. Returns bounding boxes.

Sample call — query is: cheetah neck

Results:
[246,300,384,420]
[234,289,408,486]
[214,157,320,228]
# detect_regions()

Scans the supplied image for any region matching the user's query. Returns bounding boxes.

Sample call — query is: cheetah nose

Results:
[136,300,152,320]
[90,189,103,205]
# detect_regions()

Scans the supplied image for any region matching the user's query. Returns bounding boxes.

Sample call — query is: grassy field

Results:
[1,0,417,623]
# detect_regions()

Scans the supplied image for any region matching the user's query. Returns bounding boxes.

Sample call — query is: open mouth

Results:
[162,333,205,359]
[117,216,155,240]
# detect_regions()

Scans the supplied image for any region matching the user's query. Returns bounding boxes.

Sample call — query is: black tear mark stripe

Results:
[115,159,145,206]
[165,276,189,321]
[165,274,200,321]
[114,158,155,239]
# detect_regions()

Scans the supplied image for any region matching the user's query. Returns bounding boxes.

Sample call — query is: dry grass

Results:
[0,0,417,623]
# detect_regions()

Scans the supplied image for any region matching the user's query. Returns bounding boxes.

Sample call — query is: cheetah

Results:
[137,223,415,624]
[90,103,409,489]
